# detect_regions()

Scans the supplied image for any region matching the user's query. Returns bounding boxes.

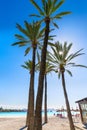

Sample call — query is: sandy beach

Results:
[0,116,86,130]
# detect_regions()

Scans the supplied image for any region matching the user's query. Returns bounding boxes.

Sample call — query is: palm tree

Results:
[12,21,44,130]
[44,61,53,123]
[48,41,87,130]
[21,60,34,129]
[30,1,71,129]
[36,53,53,124]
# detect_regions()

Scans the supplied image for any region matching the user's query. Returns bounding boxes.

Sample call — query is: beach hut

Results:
[76,97,87,124]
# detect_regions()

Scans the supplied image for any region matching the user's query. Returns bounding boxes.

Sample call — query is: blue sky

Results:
[0,0,87,109]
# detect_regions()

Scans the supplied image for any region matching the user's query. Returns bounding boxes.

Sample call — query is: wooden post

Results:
[79,103,83,123]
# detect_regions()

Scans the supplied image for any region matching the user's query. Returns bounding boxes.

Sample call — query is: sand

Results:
[0,116,86,130]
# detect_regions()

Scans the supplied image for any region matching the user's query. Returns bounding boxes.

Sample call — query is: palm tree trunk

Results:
[27,47,36,130]
[44,74,47,123]
[34,19,50,130]
[61,72,75,130]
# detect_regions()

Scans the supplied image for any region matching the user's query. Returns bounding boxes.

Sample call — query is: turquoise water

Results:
[0,111,57,117]
[0,111,26,117]
[0,110,80,117]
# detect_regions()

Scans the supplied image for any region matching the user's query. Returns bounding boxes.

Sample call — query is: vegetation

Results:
[21,60,34,127]
[44,62,53,123]
[11,0,87,130]
[36,54,53,124]
[0,107,26,112]
[48,42,87,130]
[30,1,70,130]
[12,21,44,130]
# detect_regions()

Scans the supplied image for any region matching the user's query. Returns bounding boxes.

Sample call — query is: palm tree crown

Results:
[48,41,87,77]
[21,60,33,73]
[30,0,71,28]
[12,21,44,55]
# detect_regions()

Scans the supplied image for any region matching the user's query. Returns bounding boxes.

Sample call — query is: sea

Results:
[0,110,80,118]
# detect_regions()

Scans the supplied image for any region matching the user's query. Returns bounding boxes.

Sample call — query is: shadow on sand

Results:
[83,124,87,129]
[19,125,27,130]
[19,122,46,130]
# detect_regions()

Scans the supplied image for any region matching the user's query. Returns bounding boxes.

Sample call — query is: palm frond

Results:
[67,62,75,66]
[24,47,31,56]
[52,22,59,29]
[50,46,60,63]
[68,50,84,62]
[53,0,57,6]
[48,42,55,47]
[21,60,33,72]
[37,51,41,63]
[21,65,28,70]
[58,72,61,79]
[15,34,26,41]
[72,64,87,68]
[65,69,73,77]
[54,11,71,19]
[30,0,44,15]
[52,0,65,13]
[30,14,41,17]
[16,24,29,37]
[12,41,27,47]
[45,1,49,15]
[49,35,56,38]
[62,43,72,60]
[47,0,53,15]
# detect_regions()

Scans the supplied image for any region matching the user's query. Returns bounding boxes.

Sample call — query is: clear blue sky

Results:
[0,0,87,109]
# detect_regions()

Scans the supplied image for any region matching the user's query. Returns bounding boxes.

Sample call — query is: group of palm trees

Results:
[12,0,87,130]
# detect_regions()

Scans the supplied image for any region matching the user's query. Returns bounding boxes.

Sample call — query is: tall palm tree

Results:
[12,21,44,130]
[44,61,53,123]
[36,53,53,124]
[30,1,71,129]
[21,60,34,129]
[48,41,87,130]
